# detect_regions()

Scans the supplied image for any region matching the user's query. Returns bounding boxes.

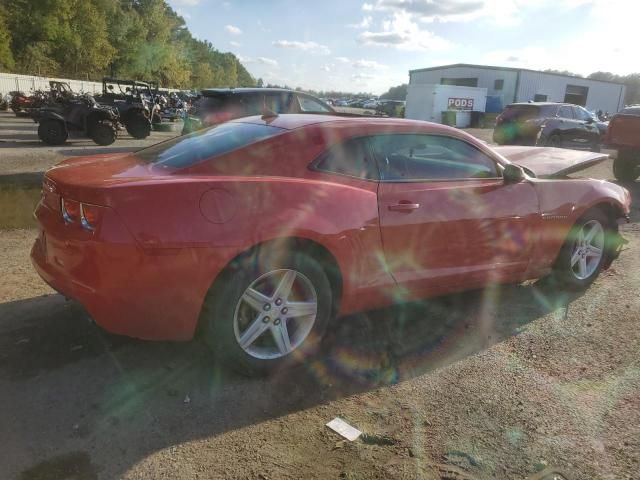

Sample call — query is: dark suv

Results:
[182,87,335,134]
[493,102,603,151]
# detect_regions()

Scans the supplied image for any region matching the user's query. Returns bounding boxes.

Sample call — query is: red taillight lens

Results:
[80,203,102,231]
[61,198,102,231]
[61,198,80,223]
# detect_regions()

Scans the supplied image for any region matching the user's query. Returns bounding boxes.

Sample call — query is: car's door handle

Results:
[388,202,420,212]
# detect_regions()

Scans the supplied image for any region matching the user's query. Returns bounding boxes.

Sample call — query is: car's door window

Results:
[314,138,378,180]
[370,134,500,181]
[237,94,263,115]
[297,94,332,112]
[558,106,574,119]
[264,92,293,113]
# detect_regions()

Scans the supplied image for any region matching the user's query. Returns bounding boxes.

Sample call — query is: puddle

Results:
[0,185,41,228]
[19,451,97,480]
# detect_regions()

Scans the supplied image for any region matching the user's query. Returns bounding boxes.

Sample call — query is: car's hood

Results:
[493,146,609,178]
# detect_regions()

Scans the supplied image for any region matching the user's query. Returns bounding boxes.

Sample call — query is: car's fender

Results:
[530,178,629,268]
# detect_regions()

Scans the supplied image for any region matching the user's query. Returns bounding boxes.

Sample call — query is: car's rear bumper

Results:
[30,199,221,341]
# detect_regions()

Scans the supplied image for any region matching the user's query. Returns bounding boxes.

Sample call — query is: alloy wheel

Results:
[570,220,604,280]
[233,269,318,360]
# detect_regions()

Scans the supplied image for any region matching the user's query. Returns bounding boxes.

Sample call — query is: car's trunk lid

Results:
[43,152,171,206]
[494,146,609,178]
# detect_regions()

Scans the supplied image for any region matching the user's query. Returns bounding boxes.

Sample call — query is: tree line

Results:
[0,0,255,89]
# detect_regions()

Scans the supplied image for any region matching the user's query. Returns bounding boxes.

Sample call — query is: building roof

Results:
[408,63,625,86]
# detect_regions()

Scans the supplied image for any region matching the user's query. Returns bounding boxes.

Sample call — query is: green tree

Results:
[380,83,408,100]
[0,6,15,70]
[58,0,115,77]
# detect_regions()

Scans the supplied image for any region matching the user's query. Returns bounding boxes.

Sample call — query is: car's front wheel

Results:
[202,247,333,376]
[552,210,611,289]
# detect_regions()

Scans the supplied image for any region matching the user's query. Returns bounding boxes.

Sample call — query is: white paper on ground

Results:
[326,417,362,441]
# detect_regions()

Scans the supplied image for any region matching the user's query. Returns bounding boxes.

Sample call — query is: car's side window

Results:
[297,95,332,112]
[558,106,574,119]
[370,134,500,181]
[264,93,293,113]
[574,107,592,121]
[238,94,263,115]
[314,137,379,180]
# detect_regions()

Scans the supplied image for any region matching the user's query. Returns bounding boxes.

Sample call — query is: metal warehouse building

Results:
[409,63,626,113]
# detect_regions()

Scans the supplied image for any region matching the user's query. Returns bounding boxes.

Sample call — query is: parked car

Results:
[619,105,640,115]
[493,102,603,151]
[182,87,334,134]
[603,109,640,181]
[32,114,629,375]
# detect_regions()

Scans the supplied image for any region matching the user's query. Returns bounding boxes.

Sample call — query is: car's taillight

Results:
[61,198,80,223]
[80,203,102,231]
[61,198,103,232]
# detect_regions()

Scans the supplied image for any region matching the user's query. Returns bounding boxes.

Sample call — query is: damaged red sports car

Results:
[31,114,630,374]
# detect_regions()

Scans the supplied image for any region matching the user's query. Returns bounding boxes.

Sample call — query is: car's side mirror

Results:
[586,117,595,124]
[503,164,526,183]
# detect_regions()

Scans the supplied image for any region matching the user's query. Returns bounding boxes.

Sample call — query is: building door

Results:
[564,84,589,106]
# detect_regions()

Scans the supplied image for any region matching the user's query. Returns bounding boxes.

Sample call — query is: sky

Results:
[167,0,638,94]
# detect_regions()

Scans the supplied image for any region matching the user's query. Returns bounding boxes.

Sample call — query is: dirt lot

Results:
[0,112,639,479]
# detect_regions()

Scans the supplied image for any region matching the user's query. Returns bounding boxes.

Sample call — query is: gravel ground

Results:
[0,114,639,480]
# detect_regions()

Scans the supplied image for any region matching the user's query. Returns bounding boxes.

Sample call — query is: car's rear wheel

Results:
[38,119,68,145]
[202,247,333,376]
[552,210,610,289]
[613,149,640,182]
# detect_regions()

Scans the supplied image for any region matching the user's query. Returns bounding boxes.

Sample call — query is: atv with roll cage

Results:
[95,77,159,139]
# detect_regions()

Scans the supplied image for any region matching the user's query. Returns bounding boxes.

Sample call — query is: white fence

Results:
[0,72,103,95]
[0,72,181,95]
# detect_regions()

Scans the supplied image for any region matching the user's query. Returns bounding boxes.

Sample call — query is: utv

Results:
[34,94,119,146]
[96,78,157,139]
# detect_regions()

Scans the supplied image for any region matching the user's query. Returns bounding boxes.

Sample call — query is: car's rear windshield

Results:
[135,122,284,168]
[502,105,540,120]
[622,107,640,115]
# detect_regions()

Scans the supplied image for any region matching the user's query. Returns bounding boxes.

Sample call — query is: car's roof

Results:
[201,87,299,96]
[507,102,571,107]
[230,113,455,132]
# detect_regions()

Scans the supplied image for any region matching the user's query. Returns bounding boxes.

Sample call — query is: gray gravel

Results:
[0,111,638,479]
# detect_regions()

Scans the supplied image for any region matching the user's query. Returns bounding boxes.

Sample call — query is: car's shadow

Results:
[0,280,583,479]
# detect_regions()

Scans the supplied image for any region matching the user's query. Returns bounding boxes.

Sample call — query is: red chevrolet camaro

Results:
[31,114,630,374]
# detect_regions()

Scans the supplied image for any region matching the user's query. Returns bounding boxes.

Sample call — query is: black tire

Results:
[124,112,151,139]
[547,134,562,148]
[90,121,116,146]
[201,246,333,376]
[152,113,162,125]
[590,140,601,153]
[613,150,640,182]
[37,119,68,145]
[551,209,611,290]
